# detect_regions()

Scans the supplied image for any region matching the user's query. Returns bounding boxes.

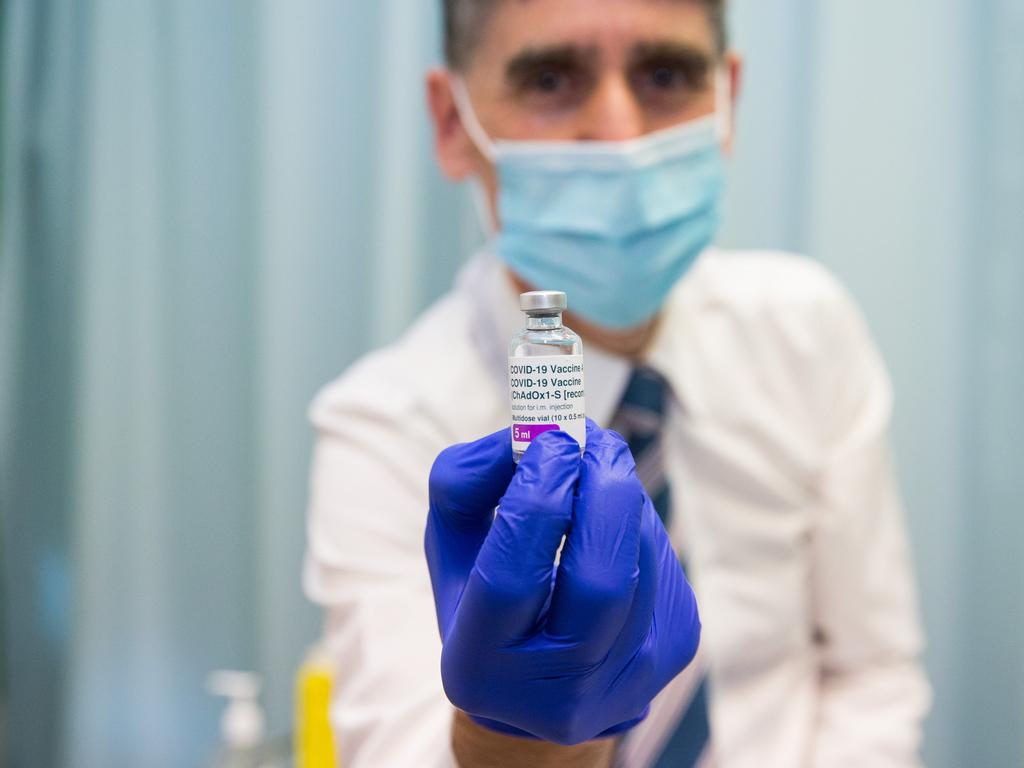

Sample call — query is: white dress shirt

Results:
[303,249,931,768]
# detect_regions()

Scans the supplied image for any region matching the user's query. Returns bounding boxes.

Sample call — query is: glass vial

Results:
[508,291,586,463]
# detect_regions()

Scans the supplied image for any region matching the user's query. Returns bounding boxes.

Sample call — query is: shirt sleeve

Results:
[302,392,457,768]
[807,285,932,767]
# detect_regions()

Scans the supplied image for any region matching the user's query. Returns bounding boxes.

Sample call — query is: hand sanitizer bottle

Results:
[207,671,266,768]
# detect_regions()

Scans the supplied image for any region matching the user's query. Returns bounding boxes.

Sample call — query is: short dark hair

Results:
[443,0,728,70]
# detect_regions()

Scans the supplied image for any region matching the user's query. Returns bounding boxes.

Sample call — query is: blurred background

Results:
[1,0,1021,766]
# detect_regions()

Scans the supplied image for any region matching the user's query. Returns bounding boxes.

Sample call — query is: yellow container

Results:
[295,649,337,768]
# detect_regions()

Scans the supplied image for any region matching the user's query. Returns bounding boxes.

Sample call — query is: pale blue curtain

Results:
[1,2,473,766]
[719,3,1024,765]
[1,1,1021,767]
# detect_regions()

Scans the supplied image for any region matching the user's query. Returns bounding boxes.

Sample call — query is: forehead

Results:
[471,0,716,67]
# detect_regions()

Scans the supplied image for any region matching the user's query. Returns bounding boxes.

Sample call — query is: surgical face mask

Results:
[452,73,731,330]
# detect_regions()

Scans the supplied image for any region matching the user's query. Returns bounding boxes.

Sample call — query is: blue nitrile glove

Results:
[424,420,701,745]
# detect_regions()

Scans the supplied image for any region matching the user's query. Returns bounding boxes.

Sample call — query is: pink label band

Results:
[512,423,559,442]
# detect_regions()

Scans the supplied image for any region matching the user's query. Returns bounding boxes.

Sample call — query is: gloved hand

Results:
[424,420,701,745]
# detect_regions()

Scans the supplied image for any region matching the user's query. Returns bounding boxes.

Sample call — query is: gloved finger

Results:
[428,427,516,532]
[612,493,700,686]
[606,493,661,660]
[649,519,701,682]
[546,428,643,656]
[456,430,580,641]
[425,427,516,636]
[586,415,627,444]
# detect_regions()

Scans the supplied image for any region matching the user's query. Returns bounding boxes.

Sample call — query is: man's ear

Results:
[723,52,743,156]
[426,68,478,181]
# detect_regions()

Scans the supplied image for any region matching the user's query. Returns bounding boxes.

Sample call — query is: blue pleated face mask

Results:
[452,73,731,330]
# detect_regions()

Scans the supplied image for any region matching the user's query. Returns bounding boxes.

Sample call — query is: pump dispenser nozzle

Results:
[207,670,266,753]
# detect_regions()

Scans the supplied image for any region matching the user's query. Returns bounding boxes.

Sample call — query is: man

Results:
[303,1,931,766]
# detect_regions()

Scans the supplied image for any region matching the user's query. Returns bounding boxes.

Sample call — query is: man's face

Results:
[428,0,735,200]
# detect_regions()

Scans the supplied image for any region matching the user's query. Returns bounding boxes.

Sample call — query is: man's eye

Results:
[507,62,590,110]
[634,60,709,95]
[651,65,679,89]
[532,69,567,93]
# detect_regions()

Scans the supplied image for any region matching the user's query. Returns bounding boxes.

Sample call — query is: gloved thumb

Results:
[425,428,516,637]
[456,430,580,641]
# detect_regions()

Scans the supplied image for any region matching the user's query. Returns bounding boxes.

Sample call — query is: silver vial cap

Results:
[520,291,567,314]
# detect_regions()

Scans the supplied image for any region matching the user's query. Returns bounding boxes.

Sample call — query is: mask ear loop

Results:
[449,75,501,237]
[714,68,734,145]
[449,75,498,162]
[469,177,499,238]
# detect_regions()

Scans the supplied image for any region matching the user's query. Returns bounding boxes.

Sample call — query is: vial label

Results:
[508,354,586,455]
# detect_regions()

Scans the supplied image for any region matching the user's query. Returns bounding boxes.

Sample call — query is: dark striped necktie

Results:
[609,367,712,768]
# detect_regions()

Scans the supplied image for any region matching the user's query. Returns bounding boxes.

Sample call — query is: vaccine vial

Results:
[508,291,586,463]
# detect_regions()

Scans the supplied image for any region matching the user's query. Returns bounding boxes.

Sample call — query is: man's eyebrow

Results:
[629,40,715,68]
[504,44,599,81]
